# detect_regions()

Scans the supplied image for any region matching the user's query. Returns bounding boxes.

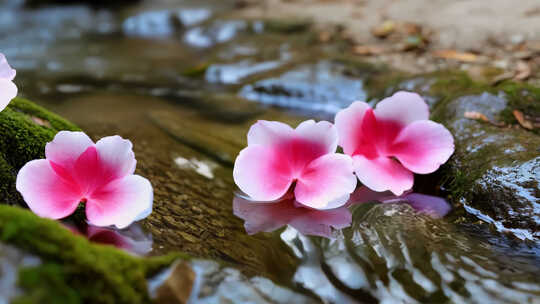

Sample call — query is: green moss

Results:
[0,205,185,304]
[0,97,80,205]
[497,82,540,134]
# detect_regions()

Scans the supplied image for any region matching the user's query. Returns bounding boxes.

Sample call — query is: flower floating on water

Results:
[0,53,17,111]
[16,131,153,228]
[335,91,454,195]
[233,120,357,209]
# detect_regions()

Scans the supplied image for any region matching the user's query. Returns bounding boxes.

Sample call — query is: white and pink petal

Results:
[334,101,371,156]
[352,155,413,196]
[0,53,15,81]
[95,135,137,182]
[295,120,338,154]
[86,175,153,229]
[247,120,295,147]
[45,131,94,168]
[0,79,17,112]
[374,91,429,126]
[16,159,82,220]
[390,120,454,174]
[233,145,293,202]
[294,153,357,209]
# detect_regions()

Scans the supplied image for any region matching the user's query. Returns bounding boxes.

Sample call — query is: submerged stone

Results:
[239,60,367,115]
[122,8,212,38]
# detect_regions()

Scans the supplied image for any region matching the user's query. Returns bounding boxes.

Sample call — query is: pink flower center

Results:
[275,137,327,177]
[352,108,404,160]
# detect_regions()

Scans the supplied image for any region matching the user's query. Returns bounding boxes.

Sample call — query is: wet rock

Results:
[151,261,196,304]
[184,20,249,48]
[147,93,304,165]
[282,203,540,303]
[0,98,79,205]
[206,59,284,85]
[239,60,367,115]
[434,92,540,241]
[122,8,212,38]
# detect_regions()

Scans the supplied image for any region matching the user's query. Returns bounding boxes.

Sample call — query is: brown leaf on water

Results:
[433,50,478,62]
[514,60,531,80]
[513,110,534,130]
[352,45,385,56]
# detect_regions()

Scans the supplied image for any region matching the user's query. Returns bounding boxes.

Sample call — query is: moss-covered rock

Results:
[435,92,539,240]
[0,205,183,304]
[372,72,540,241]
[0,98,80,205]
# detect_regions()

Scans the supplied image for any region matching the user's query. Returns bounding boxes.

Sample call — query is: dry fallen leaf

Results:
[401,22,422,35]
[433,50,477,62]
[318,31,332,43]
[464,111,490,122]
[352,45,385,56]
[513,110,534,130]
[464,111,505,127]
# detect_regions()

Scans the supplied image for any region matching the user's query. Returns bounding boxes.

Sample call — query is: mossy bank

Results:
[0,98,183,303]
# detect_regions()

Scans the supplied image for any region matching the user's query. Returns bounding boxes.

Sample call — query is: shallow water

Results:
[2,0,540,302]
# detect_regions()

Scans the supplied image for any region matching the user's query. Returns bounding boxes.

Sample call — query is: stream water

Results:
[1,0,539,303]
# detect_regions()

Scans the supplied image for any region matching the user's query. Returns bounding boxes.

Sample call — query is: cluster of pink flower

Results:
[233,92,455,210]
[2,51,455,232]
[2,53,153,229]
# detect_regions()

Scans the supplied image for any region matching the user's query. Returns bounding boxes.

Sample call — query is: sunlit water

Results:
[1,0,539,303]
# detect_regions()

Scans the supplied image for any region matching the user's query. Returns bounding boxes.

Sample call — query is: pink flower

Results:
[233,120,357,209]
[16,131,153,228]
[335,91,454,195]
[0,53,17,111]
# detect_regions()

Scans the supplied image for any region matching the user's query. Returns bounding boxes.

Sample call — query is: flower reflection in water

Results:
[233,192,352,238]
[348,187,451,219]
[64,222,153,256]
[233,187,451,237]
